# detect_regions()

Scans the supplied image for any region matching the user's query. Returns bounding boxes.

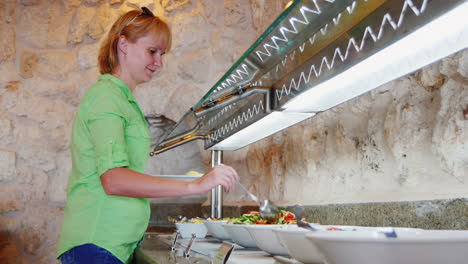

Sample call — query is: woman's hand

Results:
[192,165,239,193]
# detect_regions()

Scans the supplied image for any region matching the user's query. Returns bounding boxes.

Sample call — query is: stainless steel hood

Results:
[150,0,468,156]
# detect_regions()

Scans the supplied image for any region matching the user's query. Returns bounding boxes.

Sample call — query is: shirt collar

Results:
[99,74,137,103]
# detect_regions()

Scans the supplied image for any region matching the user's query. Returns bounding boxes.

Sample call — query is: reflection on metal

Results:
[193,85,270,117]
[271,0,386,81]
[149,122,207,156]
[275,0,434,102]
[211,150,223,219]
[206,99,266,147]
[150,0,467,154]
[212,63,256,94]
[254,1,329,62]
[195,0,354,102]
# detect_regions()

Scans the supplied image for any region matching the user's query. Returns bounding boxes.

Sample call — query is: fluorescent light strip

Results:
[209,112,314,150]
[283,2,468,112]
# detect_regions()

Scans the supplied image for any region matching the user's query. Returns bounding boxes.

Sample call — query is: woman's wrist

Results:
[186,180,202,195]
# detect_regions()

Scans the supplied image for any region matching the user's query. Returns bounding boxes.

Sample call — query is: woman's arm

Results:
[100,165,239,198]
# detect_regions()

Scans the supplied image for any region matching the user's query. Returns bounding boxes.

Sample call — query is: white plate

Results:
[244,224,290,255]
[274,225,421,264]
[305,229,468,264]
[202,220,231,240]
[221,224,258,248]
[273,225,324,264]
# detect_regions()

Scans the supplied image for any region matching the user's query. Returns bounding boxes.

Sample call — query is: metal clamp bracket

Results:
[183,233,197,258]
[170,231,180,251]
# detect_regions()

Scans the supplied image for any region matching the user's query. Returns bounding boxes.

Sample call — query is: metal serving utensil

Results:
[236,180,279,218]
[293,205,319,231]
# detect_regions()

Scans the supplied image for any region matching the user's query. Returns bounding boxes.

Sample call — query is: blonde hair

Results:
[98,9,172,74]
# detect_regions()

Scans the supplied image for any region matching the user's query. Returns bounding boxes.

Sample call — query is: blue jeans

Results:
[59,243,124,264]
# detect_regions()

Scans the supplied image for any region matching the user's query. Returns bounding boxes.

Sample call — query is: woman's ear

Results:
[117,35,128,55]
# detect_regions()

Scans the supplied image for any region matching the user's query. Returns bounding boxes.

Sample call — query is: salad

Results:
[227,210,299,225]
[168,216,204,224]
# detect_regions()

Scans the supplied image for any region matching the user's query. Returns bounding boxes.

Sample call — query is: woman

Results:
[57,7,239,264]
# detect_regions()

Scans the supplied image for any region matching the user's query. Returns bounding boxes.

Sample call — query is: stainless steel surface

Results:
[236,180,259,203]
[211,150,223,219]
[171,231,179,251]
[259,199,280,218]
[149,0,467,153]
[140,233,279,264]
[151,175,202,180]
[296,219,318,231]
[236,180,279,218]
[183,234,197,258]
[293,204,318,231]
[273,255,302,264]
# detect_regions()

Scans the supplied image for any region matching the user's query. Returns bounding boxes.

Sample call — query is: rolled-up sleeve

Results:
[88,94,130,176]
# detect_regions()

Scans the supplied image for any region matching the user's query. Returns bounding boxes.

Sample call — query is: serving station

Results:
[135,233,292,264]
[143,0,468,263]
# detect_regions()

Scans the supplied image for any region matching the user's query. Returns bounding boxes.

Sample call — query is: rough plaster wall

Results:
[218,50,468,205]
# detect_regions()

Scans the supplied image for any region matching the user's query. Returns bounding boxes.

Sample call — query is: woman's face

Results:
[125,33,166,86]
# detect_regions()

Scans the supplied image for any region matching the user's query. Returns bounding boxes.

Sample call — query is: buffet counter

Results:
[135,233,298,264]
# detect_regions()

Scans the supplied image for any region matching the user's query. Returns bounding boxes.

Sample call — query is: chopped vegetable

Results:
[226,210,300,225]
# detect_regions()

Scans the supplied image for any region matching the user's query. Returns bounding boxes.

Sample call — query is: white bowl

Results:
[175,222,208,239]
[273,225,421,264]
[203,220,231,240]
[273,226,324,264]
[244,224,290,255]
[305,229,468,264]
[221,224,258,248]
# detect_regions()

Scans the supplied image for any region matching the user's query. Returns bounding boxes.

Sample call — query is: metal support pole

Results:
[211,150,223,219]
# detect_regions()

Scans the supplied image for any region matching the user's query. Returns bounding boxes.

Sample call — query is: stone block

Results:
[37,50,76,80]
[127,0,154,7]
[84,0,105,5]
[458,49,468,78]
[200,0,224,27]
[0,232,26,264]
[176,49,212,84]
[110,0,124,5]
[68,6,95,44]
[0,186,24,213]
[48,152,71,203]
[88,6,112,40]
[0,62,20,85]
[16,4,71,49]
[21,0,40,5]
[171,12,210,51]
[0,149,16,182]
[0,1,16,62]
[19,50,38,79]
[77,43,99,71]
[249,0,285,32]
[224,0,250,27]
[23,77,80,106]
[416,62,446,92]
[0,117,12,141]
[433,79,468,182]
[439,52,459,77]
[61,0,82,12]
[68,5,111,44]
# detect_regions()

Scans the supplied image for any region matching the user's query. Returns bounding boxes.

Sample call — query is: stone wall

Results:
[0,0,466,263]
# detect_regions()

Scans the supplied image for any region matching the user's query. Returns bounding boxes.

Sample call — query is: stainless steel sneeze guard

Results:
[150,0,468,155]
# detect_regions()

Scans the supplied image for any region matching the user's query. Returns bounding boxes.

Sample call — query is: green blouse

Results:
[57,74,151,264]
